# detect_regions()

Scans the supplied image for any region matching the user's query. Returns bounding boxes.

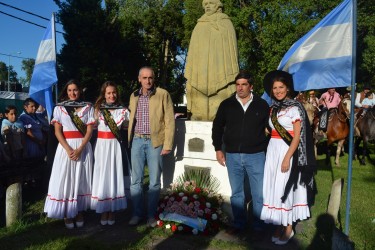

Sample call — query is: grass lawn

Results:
[296,142,375,249]
[0,142,374,249]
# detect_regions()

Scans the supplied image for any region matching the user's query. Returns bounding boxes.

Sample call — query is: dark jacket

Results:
[212,94,270,153]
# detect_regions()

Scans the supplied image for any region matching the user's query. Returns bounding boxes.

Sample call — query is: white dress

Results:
[91,108,128,213]
[44,105,95,219]
[260,106,310,226]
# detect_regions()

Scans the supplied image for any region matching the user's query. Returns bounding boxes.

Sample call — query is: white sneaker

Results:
[128,216,142,226]
[275,230,294,245]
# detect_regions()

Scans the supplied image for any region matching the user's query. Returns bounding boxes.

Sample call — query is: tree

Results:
[53,0,145,102]
[117,0,186,104]
[0,62,7,82]
[0,61,18,84]
[52,0,375,102]
[19,59,35,87]
[357,0,375,85]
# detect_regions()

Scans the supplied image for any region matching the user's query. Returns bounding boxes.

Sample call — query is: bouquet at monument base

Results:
[156,170,227,235]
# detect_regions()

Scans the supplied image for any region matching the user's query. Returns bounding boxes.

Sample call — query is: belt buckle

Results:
[135,133,150,139]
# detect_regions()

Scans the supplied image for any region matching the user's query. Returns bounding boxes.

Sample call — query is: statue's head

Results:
[202,0,223,16]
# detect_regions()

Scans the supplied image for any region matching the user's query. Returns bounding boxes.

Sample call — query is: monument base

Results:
[162,120,231,197]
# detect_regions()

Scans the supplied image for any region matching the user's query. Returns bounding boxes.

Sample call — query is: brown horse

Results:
[355,106,375,165]
[313,99,350,166]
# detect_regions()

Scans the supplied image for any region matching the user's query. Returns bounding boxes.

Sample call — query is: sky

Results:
[0,0,65,80]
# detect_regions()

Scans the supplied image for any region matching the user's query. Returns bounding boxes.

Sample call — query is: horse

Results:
[295,92,319,125]
[313,99,350,166]
[354,106,375,165]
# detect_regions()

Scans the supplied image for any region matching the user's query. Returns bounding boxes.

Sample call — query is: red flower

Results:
[171,224,177,232]
[194,188,201,193]
[157,220,164,227]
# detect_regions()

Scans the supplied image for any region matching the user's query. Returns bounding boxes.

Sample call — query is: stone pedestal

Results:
[6,182,22,227]
[162,120,231,197]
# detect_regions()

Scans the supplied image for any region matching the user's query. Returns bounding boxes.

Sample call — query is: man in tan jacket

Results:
[128,66,175,227]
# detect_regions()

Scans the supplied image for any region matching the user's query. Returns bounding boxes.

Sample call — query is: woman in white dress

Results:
[91,81,129,225]
[44,80,95,229]
[261,70,316,245]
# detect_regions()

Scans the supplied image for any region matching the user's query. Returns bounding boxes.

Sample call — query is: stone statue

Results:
[184,0,239,121]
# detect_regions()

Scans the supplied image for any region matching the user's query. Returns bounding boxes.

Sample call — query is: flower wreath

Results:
[156,170,228,235]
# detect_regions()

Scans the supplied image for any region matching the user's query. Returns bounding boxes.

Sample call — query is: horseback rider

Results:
[307,90,320,111]
[317,88,341,132]
[355,83,372,109]
[355,83,373,118]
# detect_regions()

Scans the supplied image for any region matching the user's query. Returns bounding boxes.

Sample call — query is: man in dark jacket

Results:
[212,70,270,236]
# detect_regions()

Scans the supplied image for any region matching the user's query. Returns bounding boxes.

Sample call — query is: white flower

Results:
[182,196,188,202]
[179,192,185,197]
[205,202,211,208]
[193,194,199,199]
[192,228,198,235]
[165,224,171,229]
[211,213,218,220]
[178,226,183,231]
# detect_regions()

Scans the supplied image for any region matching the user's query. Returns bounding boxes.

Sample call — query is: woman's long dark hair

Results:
[270,75,293,100]
[58,79,83,102]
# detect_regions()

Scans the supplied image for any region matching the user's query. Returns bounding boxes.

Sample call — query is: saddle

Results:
[318,109,329,132]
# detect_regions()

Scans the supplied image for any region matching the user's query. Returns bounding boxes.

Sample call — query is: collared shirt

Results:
[134,89,151,135]
[319,91,341,109]
[362,96,375,107]
[235,93,253,112]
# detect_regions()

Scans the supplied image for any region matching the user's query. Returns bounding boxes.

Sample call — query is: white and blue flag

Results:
[278,0,353,91]
[29,14,57,121]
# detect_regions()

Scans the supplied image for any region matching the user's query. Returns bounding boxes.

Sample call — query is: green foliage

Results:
[27,0,374,103]
[53,0,145,102]
[0,61,8,82]
[175,168,221,194]
[357,0,375,84]
[182,0,204,48]
[20,59,35,87]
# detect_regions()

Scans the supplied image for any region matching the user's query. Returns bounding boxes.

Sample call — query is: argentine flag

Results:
[29,14,58,121]
[278,0,353,91]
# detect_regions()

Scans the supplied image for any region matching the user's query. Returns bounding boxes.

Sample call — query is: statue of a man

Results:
[184,0,239,121]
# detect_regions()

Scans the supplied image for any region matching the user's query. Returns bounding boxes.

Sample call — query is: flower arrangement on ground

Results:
[156,169,227,235]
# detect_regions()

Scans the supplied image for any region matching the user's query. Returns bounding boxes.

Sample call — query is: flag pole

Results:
[345,0,357,236]
[53,12,58,104]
